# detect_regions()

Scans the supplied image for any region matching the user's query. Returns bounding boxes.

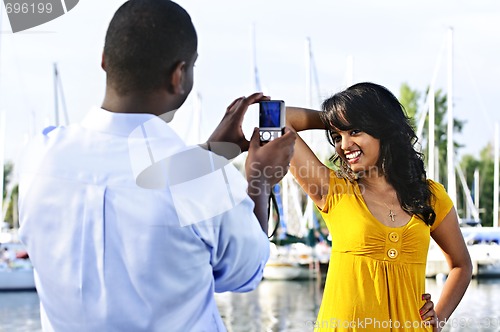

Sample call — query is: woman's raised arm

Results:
[286,106,331,209]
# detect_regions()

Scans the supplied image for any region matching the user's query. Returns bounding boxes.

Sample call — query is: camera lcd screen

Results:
[259,102,281,128]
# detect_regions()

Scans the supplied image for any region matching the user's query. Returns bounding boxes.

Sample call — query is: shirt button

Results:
[388,232,399,243]
[387,248,398,259]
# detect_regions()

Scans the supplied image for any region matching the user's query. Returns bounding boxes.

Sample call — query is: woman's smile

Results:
[345,149,361,163]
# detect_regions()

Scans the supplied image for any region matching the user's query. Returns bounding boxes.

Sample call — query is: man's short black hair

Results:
[104,0,197,95]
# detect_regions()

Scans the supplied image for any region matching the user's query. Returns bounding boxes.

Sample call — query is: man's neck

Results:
[101,86,177,117]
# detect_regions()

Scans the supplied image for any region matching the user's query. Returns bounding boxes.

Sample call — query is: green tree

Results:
[399,83,420,127]
[3,161,14,200]
[459,154,483,223]
[478,146,495,226]
[459,146,495,226]
[2,161,18,229]
[424,88,465,190]
[399,84,467,215]
[4,184,19,228]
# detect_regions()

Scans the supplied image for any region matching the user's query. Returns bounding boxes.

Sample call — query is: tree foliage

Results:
[2,161,18,229]
[3,161,13,200]
[398,83,476,220]
[399,83,420,126]
[400,82,499,225]
[459,146,495,226]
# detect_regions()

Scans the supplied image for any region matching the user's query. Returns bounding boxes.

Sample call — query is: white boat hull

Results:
[264,243,317,280]
[0,242,36,290]
[0,268,35,290]
[427,227,500,278]
[263,263,314,280]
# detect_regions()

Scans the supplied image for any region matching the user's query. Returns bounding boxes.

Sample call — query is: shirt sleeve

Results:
[318,169,352,214]
[191,164,270,293]
[429,180,454,232]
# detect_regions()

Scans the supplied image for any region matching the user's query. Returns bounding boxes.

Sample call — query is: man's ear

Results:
[169,61,186,94]
[101,51,106,71]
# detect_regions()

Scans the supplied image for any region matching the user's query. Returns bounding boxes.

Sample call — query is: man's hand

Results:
[245,127,296,192]
[245,126,296,232]
[206,93,269,158]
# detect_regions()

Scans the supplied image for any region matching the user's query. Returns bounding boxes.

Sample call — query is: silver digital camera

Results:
[259,100,285,142]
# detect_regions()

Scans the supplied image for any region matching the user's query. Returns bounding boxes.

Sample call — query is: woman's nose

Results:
[340,135,352,150]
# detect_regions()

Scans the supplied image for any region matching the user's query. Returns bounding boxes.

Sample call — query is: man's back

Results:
[19,108,269,331]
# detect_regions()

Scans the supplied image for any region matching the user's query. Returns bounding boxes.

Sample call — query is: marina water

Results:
[1,278,500,331]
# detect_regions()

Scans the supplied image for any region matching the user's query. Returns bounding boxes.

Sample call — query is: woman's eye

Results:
[350,129,361,135]
[332,135,341,143]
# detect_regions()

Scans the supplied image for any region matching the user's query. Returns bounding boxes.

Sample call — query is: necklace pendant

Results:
[388,209,396,222]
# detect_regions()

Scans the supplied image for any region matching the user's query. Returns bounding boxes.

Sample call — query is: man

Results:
[18,1,296,331]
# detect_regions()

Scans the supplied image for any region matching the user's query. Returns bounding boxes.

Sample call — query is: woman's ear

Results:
[169,61,186,94]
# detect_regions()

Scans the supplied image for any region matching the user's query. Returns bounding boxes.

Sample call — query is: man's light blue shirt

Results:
[18,108,270,332]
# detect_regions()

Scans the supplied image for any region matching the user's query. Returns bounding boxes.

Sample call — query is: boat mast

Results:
[494,122,499,227]
[473,169,479,208]
[456,164,480,221]
[53,63,70,126]
[0,7,4,227]
[435,146,440,183]
[345,55,354,88]
[303,37,313,234]
[446,27,457,208]
[474,168,480,219]
[54,64,59,126]
[300,37,326,235]
[416,39,445,144]
[0,113,5,227]
[305,38,312,108]
[428,88,436,180]
[252,24,287,235]
[191,89,202,143]
[251,24,261,92]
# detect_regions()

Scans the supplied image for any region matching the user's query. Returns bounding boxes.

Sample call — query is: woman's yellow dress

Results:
[315,171,453,331]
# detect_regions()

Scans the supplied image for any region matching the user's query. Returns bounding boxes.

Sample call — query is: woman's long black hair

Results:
[320,82,436,226]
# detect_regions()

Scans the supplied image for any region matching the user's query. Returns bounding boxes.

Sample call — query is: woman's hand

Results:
[420,293,441,331]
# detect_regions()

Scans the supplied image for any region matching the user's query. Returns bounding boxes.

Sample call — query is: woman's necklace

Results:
[383,203,396,222]
[360,181,398,223]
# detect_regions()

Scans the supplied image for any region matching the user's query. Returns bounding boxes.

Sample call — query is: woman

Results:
[287,82,472,331]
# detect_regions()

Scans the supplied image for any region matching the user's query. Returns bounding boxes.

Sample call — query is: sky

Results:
[1,0,500,170]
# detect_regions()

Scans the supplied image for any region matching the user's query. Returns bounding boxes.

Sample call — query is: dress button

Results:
[387,248,398,259]
[388,232,399,243]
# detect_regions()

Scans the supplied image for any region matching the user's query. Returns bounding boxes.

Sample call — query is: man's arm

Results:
[204,93,296,233]
[245,127,296,233]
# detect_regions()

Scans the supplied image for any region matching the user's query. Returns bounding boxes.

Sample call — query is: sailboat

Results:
[0,117,35,290]
[0,64,68,290]
[0,242,35,291]
[424,28,500,278]
[255,34,330,280]
[263,183,318,280]
[427,227,500,278]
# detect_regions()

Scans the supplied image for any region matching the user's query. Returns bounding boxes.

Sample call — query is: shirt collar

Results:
[81,107,181,140]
